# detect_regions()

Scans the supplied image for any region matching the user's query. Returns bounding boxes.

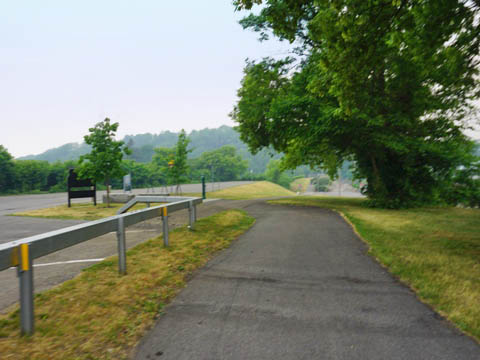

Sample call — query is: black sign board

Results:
[67,169,96,207]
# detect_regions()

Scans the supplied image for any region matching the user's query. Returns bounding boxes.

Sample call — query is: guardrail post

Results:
[17,244,34,335]
[194,204,197,222]
[201,176,206,199]
[162,207,169,246]
[188,201,195,230]
[116,217,127,275]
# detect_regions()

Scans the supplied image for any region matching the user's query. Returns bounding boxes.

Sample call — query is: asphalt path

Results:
[134,202,479,360]
[0,181,253,244]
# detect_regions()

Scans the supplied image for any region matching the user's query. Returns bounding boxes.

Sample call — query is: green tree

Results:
[171,130,191,193]
[232,0,480,207]
[13,160,50,192]
[0,145,15,193]
[264,159,294,189]
[191,146,248,182]
[151,147,175,186]
[123,160,158,189]
[78,118,131,207]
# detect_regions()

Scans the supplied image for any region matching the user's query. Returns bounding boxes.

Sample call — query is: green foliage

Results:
[190,146,248,182]
[14,160,50,192]
[151,147,175,185]
[78,118,131,205]
[0,145,15,193]
[310,175,330,192]
[264,159,294,189]
[122,160,157,189]
[20,126,281,175]
[171,130,191,187]
[444,154,480,208]
[126,144,156,163]
[232,0,480,208]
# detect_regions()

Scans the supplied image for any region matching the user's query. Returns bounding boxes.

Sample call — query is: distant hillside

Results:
[18,125,280,173]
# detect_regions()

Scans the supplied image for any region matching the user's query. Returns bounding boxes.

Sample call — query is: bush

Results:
[310,176,330,192]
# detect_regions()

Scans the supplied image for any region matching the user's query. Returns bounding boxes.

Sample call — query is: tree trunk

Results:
[370,155,384,197]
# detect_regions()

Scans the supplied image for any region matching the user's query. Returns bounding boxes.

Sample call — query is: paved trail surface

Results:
[135,203,479,360]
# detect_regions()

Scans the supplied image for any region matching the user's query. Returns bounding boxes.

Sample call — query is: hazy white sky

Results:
[1,0,292,158]
[1,1,478,158]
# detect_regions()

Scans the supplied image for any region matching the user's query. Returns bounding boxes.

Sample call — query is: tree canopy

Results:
[78,118,131,206]
[190,145,249,182]
[232,0,480,207]
[170,130,191,192]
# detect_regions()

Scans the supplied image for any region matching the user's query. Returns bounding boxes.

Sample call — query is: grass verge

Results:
[290,178,311,193]
[269,196,480,342]
[202,181,295,200]
[10,203,151,221]
[0,210,255,359]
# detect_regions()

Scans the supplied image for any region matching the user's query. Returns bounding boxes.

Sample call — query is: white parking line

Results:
[33,258,105,267]
[9,258,106,270]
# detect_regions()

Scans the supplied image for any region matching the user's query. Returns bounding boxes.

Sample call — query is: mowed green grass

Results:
[270,196,480,342]
[205,181,295,199]
[0,210,255,360]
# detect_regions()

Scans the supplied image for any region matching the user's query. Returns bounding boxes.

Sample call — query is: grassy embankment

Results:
[270,196,480,342]
[10,203,150,221]
[0,210,255,360]
[290,178,311,193]
[13,182,294,220]
[188,181,295,200]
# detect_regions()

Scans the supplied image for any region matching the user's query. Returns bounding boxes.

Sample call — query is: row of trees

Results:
[0,146,78,194]
[20,126,285,175]
[0,119,299,195]
[0,144,296,195]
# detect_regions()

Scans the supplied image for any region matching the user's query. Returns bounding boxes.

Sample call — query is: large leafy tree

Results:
[232,0,480,207]
[78,118,131,207]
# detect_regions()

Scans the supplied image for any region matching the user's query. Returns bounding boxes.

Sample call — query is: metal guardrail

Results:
[0,196,202,335]
[116,195,196,214]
